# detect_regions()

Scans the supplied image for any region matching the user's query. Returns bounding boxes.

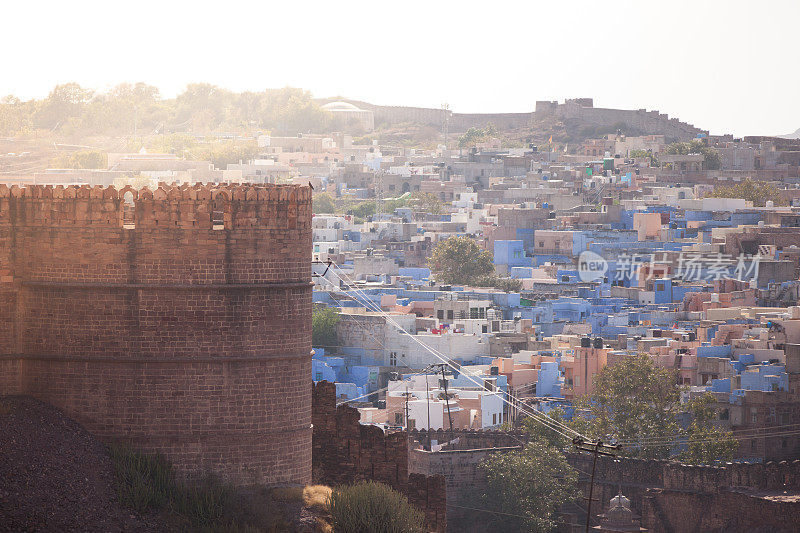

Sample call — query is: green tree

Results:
[383,195,410,214]
[347,200,377,219]
[709,177,785,207]
[458,123,498,148]
[629,149,659,166]
[52,150,107,169]
[174,83,232,132]
[478,439,578,532]
[666,139,721,170]
[34,82,93,130]
[258,87,332,134]
[428,236,494,285]
[312,306,340,348]
[569,355,737,462]
[408,191,443,214]
[473,274,523,293]
[518,407,572,449]
[681,393,739,463]
[0,95,33,135]
[0,83,339,139]
[384,192,443,215]
[313,193,336,214]
[189,141,260,169]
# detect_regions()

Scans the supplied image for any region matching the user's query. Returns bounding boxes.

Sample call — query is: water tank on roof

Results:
[593,337,603,349]
[581,337,591,348]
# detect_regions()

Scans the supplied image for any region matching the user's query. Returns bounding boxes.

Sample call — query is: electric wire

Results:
[324,264,586,441]
[324,271,797,453]
[324,268,579,440]
[616,423,800,446]
[326,267,583,441]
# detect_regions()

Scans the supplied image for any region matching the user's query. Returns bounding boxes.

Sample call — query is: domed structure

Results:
[609,492,631,509]
[594,490,648,532]
[321,101,362,111]
[321,100,374,131]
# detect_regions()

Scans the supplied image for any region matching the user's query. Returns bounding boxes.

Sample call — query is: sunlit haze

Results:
[3,0,798,136]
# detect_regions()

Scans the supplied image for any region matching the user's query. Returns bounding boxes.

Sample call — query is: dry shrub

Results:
[302,485,332,510]
[328,481,424,533]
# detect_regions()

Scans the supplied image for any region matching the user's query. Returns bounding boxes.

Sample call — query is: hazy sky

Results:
[3,0,798,136]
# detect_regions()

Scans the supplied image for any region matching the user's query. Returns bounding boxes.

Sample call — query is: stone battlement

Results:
[0,181,313,486]
[312,381,447,532]
[0,183,310,230]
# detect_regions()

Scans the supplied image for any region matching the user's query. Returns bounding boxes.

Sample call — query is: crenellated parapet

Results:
[0,180,314,487]
[0,183,312,230]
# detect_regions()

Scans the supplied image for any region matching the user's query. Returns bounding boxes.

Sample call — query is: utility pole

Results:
[439,365,454,436]
[404,383,410,429]
[423,363,455,436]
[425,374,431,449]
[573,437,622,533]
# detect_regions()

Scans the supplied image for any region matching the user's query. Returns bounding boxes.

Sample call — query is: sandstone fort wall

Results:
[312,381,447,532]
[329,98,706,139]
[0,183,313,486]
[408,429,800,531]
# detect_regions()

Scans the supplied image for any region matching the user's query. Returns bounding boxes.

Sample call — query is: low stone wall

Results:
[312,381,446,532]
[406,428,800,532]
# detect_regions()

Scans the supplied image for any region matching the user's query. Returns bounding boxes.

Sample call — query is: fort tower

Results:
[0,183,312,485]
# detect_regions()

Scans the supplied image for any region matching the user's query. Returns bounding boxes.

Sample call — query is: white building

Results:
[384,328,489,368]
[385,376,504,430]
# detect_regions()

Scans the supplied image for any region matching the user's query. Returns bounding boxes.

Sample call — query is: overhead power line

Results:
[324,263,587,442]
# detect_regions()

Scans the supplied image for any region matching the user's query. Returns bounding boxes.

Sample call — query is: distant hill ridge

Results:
[316,96,707,141]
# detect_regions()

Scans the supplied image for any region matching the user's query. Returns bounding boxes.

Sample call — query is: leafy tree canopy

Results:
[568,355,737,462]
[384,192,443,215]
[709,177,785,207]
[666,139,721,170]
[312,306,340,348]
[51,149,107,169]
[473,274,524,293]
[0,82,335,137]
[629,149,659,166]
[312,193,336,214]
[346,200,377,219]
[428,236,494,285]
[477,438,578,533]
[189,141,260,169]
[458,123,498,148]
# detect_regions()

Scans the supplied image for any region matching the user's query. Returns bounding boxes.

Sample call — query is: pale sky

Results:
[3,0,798,136]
